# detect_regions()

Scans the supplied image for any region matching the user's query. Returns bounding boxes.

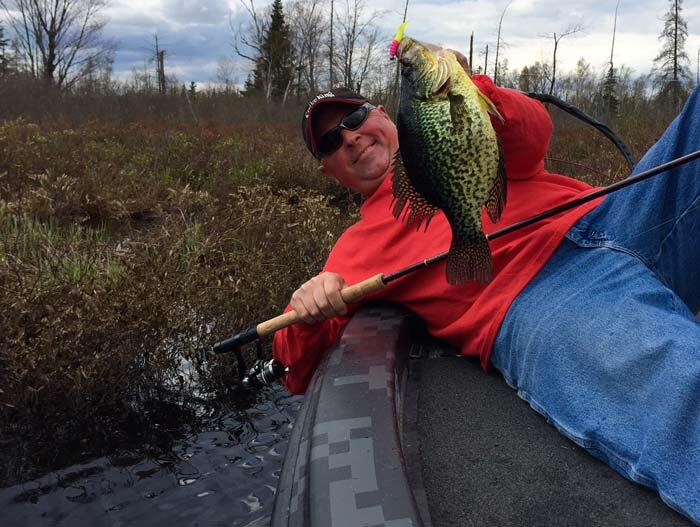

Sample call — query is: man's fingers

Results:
[289,273,349,324]
[324,276,348,316]
[312,281,335,319]
[291,287,319,324]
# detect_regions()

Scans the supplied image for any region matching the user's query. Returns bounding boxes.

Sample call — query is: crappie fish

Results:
[390,31,507,285]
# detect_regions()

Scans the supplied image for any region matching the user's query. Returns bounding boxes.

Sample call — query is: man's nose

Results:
[342,129,362,147]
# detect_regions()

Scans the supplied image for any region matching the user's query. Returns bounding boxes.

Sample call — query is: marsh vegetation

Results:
[0,76,688,486]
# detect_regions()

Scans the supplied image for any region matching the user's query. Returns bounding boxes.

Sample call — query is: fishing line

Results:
[392,2,410,121]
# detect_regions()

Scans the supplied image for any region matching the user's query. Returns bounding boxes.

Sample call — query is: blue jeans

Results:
[493,88,700,523]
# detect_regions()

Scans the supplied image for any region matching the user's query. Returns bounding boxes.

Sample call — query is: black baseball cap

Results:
[302,87,369,158]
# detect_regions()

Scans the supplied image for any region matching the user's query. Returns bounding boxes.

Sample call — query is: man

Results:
[273,77,700,522]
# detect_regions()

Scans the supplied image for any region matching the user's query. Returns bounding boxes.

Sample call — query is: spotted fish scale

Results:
[392,37,506,285]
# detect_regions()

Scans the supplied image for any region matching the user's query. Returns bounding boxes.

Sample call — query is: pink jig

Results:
[389,39,400,58]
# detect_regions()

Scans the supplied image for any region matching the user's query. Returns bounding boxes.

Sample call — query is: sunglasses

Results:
[316,103,376,159]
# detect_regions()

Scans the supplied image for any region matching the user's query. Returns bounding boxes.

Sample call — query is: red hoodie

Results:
[273,75,604,394]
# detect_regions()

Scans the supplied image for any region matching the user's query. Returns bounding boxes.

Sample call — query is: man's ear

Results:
[376,105,391,119]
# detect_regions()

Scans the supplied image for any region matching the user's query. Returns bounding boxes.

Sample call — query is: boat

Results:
[271,303,695,527]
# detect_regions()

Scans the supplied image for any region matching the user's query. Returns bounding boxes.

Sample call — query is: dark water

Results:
[0,385,301,527]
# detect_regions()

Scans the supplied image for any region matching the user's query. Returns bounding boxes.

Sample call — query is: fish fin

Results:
[485,136,508,223]
[446,232,493,285]
[448,92,469,132]
[476,89,505,124]
[390,150,438,231]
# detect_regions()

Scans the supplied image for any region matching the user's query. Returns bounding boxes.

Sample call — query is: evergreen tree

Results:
[602,66,620,118]
[243,72,256,94]
[517,66,531,92]
[245,0,295,100]
[653,0,691,104]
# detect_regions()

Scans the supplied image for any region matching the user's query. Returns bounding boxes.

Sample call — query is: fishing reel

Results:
[213,332,290,390]
[242,358,290,389]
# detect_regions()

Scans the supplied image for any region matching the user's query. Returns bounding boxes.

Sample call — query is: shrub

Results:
[0,120,357,484]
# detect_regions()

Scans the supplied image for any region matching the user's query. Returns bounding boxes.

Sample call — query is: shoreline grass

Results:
[0,118,359,485]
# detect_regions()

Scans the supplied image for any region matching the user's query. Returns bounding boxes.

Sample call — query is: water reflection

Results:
[1,385,301,527]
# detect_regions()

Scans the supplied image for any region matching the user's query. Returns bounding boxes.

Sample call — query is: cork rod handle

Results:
[255,273,386,337]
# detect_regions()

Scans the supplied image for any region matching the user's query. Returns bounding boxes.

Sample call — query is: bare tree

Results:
[517,61,551,93]
[493,0,512,85]
[481,44,489,75]
[468,31,473,74]
[607,0,620,73]
[288,0,327,96]
[232,0,271,97]
[559,58,596,109]
[215,56,238,92]
[334,0,385,92]
[128,59,156,93]
[602,1,621,116]
[547,23,583,95]
[154,34,166,95]
[0,0,114,88]
[352,23,380,93]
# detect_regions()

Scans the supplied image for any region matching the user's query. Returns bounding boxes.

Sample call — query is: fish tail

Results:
[446,233,493,285]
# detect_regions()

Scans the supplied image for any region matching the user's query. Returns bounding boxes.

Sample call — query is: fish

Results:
[389,28,507,285]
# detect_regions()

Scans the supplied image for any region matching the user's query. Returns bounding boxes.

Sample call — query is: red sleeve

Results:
[471,75,553,181]
[272,306,353,394]
[271,223,379,394]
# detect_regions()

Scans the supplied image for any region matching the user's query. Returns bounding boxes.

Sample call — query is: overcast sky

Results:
[101,0,700,87]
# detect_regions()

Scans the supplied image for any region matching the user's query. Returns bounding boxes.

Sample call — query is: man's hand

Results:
[290,272,348,324]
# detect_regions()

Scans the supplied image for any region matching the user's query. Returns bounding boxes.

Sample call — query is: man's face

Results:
[314,103,399,197]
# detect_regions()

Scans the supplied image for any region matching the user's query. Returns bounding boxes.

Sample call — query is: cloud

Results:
[98,0,700,84]
[106,0,232,28]
[103,0,252,84]
[372,0,700,76]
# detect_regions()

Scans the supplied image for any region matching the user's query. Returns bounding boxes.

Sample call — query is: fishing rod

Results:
[213,149,700,385]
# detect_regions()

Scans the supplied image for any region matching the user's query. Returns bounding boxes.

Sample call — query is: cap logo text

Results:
[305,92,336,118]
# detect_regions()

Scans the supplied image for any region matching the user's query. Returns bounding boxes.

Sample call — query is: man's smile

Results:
[353,141,376,164]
